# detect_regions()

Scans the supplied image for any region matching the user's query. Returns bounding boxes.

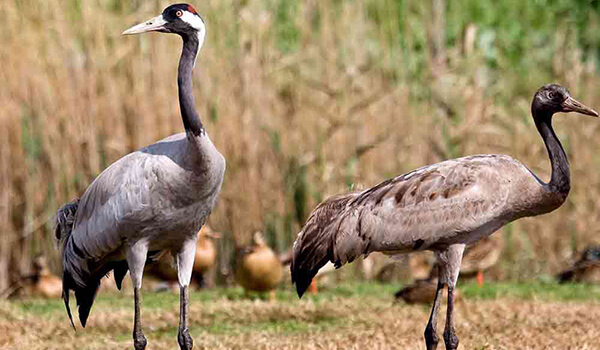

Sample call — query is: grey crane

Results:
[291,84,597,350]
[54,4,224,350]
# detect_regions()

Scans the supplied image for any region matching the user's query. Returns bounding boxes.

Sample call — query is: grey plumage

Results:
[291,84,598,350]
[58,134,224,326]
[56,4,224,350]
[55,198,79,242]
[55,198,80,328]
[290,193,358,295]
[292,155,532,296]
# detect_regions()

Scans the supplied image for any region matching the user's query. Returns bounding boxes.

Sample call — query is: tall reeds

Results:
[1,0,600,291]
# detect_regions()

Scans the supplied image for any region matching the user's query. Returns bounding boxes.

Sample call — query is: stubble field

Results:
[1,282,599,350]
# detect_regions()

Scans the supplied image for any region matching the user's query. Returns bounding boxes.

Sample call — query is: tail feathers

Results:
[57,198,128,328]
[61,260,102,328]
[112,250,159,290]
[112,262,129,290]
[55,199,80,244]
[61,268,101,328]
[60,233,111,328]
[74,280,101,327]
[291,193,360,298]
[291,253,330,298]
[63,259,131,328]
[56,198,84,329]
[62,282,75,330]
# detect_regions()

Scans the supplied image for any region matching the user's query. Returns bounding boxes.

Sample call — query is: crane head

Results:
[122,4,205,37]
[533,84,598,118]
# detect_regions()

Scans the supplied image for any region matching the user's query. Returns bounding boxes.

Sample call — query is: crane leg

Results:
[441,244,465,350]
[423,279,444,350]
[127,241,149,350]
[178,285,193,350]
[133,287,147,350]
[176,238,197,350]
[444,285,459,350]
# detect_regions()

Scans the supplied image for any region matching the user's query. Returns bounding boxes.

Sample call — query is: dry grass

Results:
[1,282,599,350]
[2,0,600,291]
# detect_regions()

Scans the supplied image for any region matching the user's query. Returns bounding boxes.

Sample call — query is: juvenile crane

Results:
[291,84,597,350]
[55,4,225,350]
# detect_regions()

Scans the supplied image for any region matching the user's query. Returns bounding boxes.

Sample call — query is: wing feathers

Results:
[291,193,358,297]
[292,155,519,297]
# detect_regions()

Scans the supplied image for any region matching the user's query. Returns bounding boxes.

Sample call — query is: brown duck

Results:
[557,246,600,284]
[145,225,220,289]
[460,236,502,286]
[236,232,283,301]
[21,256,63,299]
[395,265,462,305]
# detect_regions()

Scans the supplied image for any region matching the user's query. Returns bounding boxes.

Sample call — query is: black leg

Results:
[443,285,459,350]
[177,285,194,350]
[424,279,445,350]
[133,287,147,350]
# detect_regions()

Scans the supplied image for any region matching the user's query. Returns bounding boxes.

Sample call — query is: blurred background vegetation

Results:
[1,0,600,292]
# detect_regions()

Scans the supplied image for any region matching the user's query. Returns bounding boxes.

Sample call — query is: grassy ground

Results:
[1,281,599,350]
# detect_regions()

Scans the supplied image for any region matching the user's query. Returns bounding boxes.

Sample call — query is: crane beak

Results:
[562,96,599,117]
[122,15,167,35]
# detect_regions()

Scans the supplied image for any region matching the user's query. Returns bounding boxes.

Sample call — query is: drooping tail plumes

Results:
[291,193,362,298]
[55,199,79,245]
[55,199,80,329]
[55,198,105,328]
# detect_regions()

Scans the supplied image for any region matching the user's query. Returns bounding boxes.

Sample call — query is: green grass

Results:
[460,280,600,301]
[12,280,599,319]
[292,280,600,302]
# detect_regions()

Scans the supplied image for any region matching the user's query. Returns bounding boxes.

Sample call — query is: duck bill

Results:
[122,14,167,35]
[562,96,599,117]
[207,232,221,239]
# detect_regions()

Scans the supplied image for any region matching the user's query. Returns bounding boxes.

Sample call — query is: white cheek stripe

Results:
[180,12,206,67]
[180,11,204,30]
[193,29,205,67]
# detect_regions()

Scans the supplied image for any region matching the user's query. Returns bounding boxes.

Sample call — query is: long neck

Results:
[534,111,570,196]
[178,34,204,137]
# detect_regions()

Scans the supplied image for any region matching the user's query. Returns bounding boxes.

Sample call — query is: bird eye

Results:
[176,10,183,17]
[547,91,555,100]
